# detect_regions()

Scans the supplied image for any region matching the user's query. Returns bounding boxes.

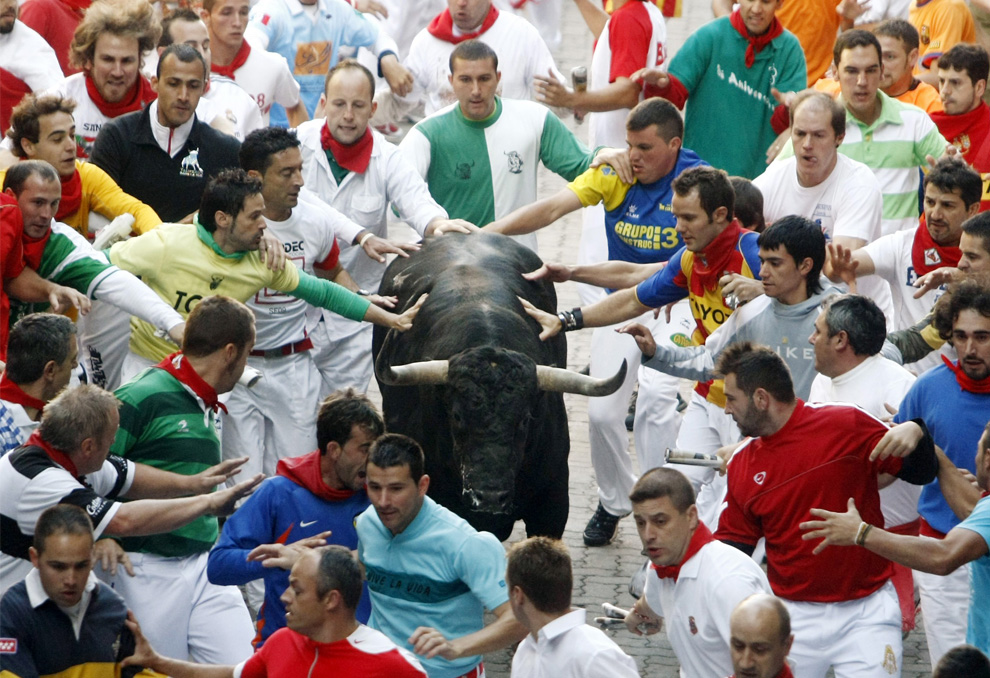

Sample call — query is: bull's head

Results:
[377,346,626,514]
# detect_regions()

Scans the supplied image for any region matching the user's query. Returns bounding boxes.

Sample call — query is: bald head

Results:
[730,594,793,678]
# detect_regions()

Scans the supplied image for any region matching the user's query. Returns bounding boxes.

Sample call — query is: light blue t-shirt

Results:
[356,497,509,678]
[958,495,990,652]
[247,0,379,126]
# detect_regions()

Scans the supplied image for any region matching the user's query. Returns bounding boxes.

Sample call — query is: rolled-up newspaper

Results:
[664,448,722,467]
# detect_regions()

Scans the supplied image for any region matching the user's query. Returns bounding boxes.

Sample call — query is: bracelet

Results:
[854,522,873,546]
[356,289,372,297]
[556,308,584,332]
[358,232,375,247]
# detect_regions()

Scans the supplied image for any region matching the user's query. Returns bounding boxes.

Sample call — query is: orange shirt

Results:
[910,0,976,72]
[777,0,842,85]
[813,78,943,113]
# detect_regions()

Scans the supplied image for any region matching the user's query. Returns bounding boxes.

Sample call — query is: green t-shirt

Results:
[669,17,806,179]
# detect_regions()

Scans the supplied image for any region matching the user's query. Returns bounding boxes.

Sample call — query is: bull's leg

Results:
[521,474,569,539]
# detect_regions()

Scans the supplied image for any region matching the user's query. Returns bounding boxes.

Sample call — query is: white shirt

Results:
[643,538,771,678]
[250,198,343,349]
[589,2,666,148]
[204,75,265,141]
[808,353,920,527]
[401,11,562,117]
[296,119,446,339]
[861,226,942,331]
[754,154,883,244]
[216,45,301,124]
[510,608,639,678]
[0,20,62,92]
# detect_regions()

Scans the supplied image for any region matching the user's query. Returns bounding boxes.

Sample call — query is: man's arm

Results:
[288,271,423,331]
[105,474,263,537]
[285,100,310,127]
[570,0,609,39]
[525,259,665,291]
[936,446,985,521]
[409,601,527,660]
[5,267,91,315]
[823,242,876,286]
[124,457,250,499]
[536,72,641,113]
[83,163,162,235]
[521,287,653,341]
[485,189,584,236]
[801,497,989,575]
[121,613,235,678]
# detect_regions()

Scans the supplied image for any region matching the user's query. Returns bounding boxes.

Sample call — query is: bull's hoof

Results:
[583,502,623,547]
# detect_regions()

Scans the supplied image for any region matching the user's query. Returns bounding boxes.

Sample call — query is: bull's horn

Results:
[536,360,627,396]
[377,359,450,386]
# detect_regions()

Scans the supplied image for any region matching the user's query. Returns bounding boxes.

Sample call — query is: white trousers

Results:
[220,351,320,480]
[785,581,902,678]
[588,302,693,516]
[308,319,374,399]
[99,551,254,663]
[915,541,971,667]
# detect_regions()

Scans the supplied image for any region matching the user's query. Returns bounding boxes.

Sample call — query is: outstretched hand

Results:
[800,497,864,554]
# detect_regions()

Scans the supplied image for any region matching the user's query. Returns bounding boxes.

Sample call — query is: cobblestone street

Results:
[374,1,935,674]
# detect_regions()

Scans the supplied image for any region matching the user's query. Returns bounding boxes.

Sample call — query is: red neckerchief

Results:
[931,102,990,165]
[155,352,228,414]
[320,123,374,174]
[690,219,745,299]
[910,215,961,276]
[276,450,358,501]
[25,429,80,478]
[729,8,783,68]
[0,372,46,415]
[942,355,990,394]
[84,73,156,119]
[21,229,51,271]
[651,522,715,581]
[56,167,82,220]
[211,40,251,80]
[427,5,499,44]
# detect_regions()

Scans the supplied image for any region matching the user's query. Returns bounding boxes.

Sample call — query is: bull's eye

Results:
[451,409,463,427]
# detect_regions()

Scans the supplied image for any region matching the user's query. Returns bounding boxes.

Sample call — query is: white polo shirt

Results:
[643,538,771,678]
[510,608,639,678]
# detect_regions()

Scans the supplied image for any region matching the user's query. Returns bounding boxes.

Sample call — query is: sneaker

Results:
[584,502,622,547]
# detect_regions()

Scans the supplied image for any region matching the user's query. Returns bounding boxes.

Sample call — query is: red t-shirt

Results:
[18,0,85,75]
[238,625,425,678]
[716,401,902,602]
[607,0,656,83]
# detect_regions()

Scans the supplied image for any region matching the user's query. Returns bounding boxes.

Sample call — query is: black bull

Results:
[372,233,625,540]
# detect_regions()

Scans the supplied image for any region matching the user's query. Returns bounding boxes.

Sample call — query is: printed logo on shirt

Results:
[688,616,698,635]
[210,274,225,290]
[300,520,317,528]
[753,471,766,485]
[456,161,475,180]
[294,41,333,75]
[0,638,17,653]
[505,151,523,174]
[180,149,204,178]
[924,248,942,266]
[86,496,109,518]
[177,420,189,433]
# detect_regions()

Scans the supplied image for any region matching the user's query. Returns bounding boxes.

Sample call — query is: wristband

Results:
[557,308,584,332]
[358,232,375,247]
[854,522,873,546]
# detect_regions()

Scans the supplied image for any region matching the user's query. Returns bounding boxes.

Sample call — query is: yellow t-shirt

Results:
[109,223,300,361]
